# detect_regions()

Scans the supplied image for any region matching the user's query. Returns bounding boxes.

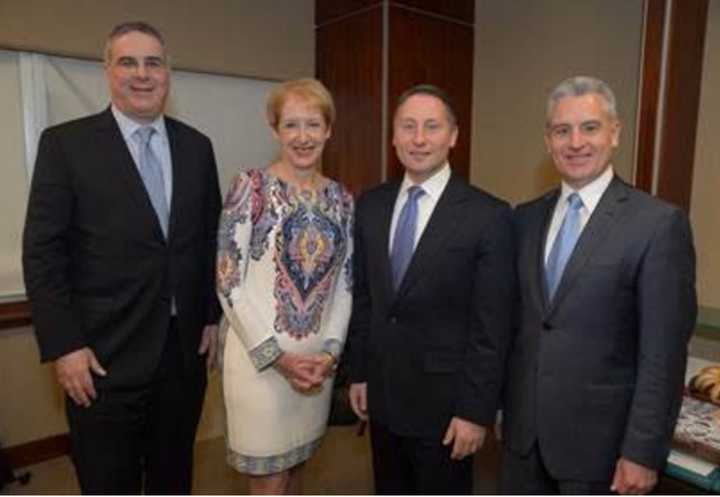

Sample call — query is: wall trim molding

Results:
[0,300,31,332]
[699,306,720,329]
[3,434,70,469]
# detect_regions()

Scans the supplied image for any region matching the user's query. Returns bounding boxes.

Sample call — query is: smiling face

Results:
[106,31,170,123]
[545,93,621,189]
[392,94,458,183]
[272,95,331,172]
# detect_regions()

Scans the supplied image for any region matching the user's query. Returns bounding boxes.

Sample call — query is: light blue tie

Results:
[545,193,584,300]
[391,186,425,290]
[135,126,169,238]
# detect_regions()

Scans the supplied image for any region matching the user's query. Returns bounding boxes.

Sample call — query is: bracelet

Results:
[322,351,338,370]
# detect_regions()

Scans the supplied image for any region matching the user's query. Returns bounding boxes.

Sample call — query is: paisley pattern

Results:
[216,167,353,476]
[217,168,352,338]
[274,198,344,340]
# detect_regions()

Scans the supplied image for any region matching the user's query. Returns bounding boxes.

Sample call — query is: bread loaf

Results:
[689,366,720,404]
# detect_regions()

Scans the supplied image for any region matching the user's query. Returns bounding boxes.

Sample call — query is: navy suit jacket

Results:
[503,176,697,480]
[349,173,516,438]
[23,107,222,388]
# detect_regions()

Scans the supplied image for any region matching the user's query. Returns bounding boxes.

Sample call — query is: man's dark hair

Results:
[394,84,458,126]
[104,21,166,65]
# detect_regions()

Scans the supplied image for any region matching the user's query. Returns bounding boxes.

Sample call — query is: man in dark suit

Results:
[22,21,221,494]
[348,84,516,494]
[501,76,697,494]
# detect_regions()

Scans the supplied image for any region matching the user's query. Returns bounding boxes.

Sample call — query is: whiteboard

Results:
[0,51,28,300]
[1,50,279,299]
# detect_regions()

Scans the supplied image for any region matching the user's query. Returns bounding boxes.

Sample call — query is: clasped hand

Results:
[274,352,334,393]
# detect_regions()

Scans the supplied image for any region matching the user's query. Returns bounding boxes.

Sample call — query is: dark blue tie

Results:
[391,186,425,290]
[135,126,169,238]
[545,192,584,300]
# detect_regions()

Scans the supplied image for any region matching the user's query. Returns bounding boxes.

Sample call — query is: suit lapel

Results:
[532,190,559,311]
[96,107,168,243]
[165,118,181,243]
[376,184,399,304]
[95,108,149,213]
[546,176,628,314]
[395,174,467,300]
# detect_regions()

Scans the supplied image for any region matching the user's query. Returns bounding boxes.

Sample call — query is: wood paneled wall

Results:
[635,0,709,211]
[316,3,384,193]
[316,0,474,194]
[386,5,473,180]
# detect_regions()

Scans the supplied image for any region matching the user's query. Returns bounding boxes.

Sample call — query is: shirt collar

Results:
[559,165,614,213]
[111,104,167,143]
[399,162,451,201]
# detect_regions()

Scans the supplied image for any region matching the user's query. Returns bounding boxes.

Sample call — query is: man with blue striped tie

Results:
[502,76,697,495]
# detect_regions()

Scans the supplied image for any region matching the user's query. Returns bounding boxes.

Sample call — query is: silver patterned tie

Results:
[545,193,584,300]
[390,186,425,290]
[135,126,169,238]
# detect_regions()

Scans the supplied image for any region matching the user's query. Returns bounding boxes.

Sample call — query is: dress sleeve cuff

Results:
[249,336,283,371]
[323,338,343,361]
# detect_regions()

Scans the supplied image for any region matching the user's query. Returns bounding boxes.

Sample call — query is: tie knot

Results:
[135,126,155,146]
[567,192,583,210]
[407,185,425,202]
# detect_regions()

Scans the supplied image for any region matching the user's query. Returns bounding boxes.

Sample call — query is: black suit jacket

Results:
[349,173,516,439]
[23,108,222,389]
[503,176,696,481]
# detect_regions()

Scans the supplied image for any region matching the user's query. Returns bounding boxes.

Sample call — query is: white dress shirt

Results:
[544,165,614,263]
[389,163,451,253]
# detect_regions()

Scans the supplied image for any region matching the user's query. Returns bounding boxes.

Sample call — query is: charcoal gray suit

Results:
[503,176,696,487]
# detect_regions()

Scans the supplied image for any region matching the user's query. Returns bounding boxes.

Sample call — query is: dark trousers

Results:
[66,320,207,494]
[501,443,612,495]
[370,421,473,495]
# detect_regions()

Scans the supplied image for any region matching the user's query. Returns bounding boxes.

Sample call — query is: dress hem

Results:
[226,437,323,475]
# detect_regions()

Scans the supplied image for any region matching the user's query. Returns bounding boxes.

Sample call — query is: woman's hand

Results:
[274,352,325,392]
[309,352,336,381]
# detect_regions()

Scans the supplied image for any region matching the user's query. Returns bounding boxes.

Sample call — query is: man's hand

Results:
[442,416,486,460]
[610,457,658,495]
[274,352,324,392]
[197,324,219,369]
[349,382,369,421]
[55,347,107,407]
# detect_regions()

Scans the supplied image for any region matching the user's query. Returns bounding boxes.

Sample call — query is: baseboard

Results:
[699,306,720,330]
[3,434,70,469]
[0,300,31,332]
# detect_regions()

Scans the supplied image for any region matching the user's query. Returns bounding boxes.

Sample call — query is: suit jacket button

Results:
[389,316,397,324]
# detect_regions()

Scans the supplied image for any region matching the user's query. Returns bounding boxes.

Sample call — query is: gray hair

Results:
[546,76,618,123]
[104,21,167,66]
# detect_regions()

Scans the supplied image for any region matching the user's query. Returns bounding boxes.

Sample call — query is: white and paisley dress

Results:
[216,168,353,475]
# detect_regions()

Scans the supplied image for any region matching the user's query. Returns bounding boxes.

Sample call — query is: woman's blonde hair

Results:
[266,78,336,129]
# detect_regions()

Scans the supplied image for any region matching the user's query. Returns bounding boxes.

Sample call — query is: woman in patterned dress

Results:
[216,78,353,494]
